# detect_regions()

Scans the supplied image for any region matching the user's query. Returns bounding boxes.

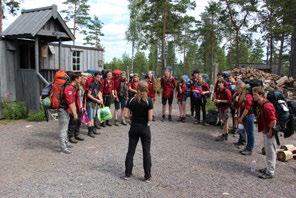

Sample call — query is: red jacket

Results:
[147,79,156,99]
[216,88,232,112]
[102,79,114,95]
[64,84,80,113]
[257,101,277,133]
[238,94,253,117]
[177,82,186,100]
[128,81,139,92]
[161,76,176,98]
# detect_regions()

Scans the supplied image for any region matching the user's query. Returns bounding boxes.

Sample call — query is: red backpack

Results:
[50,70,68,109]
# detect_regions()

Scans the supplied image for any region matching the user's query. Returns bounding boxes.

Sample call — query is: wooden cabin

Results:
[0,5,104,114]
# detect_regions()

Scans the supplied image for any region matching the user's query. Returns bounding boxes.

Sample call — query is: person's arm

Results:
[148,109,153,121]
[69,103,78,119]
[123,107,130,119]
[267,120,277,138]
[87,89,101,104]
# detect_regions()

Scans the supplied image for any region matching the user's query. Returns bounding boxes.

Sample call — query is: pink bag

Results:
[80,110,90,125]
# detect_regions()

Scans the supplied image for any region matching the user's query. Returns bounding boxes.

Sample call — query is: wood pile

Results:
[277,144,296,162]
[230,67,296,99]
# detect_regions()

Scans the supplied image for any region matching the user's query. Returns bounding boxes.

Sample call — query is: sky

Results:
[3,0,210,62]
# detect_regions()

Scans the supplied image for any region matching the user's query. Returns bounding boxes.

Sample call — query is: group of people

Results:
[56,67,279,181]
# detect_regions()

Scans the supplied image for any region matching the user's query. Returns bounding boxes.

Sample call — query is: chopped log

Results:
[277,150,296,162]
[276,76,289,86]
[280,145,296,151]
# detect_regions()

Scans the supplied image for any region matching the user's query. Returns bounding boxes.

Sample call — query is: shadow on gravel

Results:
[22,132,59,153]
[90,160,123,178]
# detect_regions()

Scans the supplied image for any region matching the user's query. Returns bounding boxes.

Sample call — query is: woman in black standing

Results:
[123,80,154,182]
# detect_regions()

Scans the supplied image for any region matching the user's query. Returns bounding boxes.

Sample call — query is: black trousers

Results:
[125,125,151,179]
[68,112,81,138]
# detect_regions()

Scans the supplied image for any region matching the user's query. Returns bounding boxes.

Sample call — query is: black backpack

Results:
[267,90,290,129]
[206,110,219,126]
[284,100,296,138]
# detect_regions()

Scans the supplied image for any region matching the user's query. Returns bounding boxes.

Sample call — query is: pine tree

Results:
[83,15,104,48]
[0,0,20,33]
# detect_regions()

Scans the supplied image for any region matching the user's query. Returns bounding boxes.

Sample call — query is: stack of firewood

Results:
[277,145,296,162]
[230,67,296,99]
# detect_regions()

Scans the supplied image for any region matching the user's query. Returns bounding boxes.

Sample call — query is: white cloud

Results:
[2,0,210,62]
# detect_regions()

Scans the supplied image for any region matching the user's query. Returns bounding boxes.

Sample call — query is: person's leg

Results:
[120,98,127,125]
[75,111,84,140]
[58,109,70,153]
[68,113,78,143]
[190,94,194,117]
[168,97,173,121]
[196,100,201,123]
[125,127,140,177]
[140,126,152,179]
[162,97,167,120]
[178,101,182,120]
[106,95,112,126]
[243,114,255,152]
[114,100,120,126]
[262,133,276,177]
[201,99,207,124]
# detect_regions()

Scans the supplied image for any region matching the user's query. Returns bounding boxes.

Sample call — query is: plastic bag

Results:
[80,110,90,125]
[98,106,112,123]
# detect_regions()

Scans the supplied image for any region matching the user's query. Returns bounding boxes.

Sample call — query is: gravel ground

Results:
[0,101,296,198]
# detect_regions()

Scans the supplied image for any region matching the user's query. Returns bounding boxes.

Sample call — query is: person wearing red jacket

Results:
[161,68,176,121]
[63,73,83,150]
[102,71,115,126]
[197,75,210,125]
[214,80,232,141]
[252,86,277,179]
[146,71,156,121]
[128,74,139,98]
[176,78,187,122]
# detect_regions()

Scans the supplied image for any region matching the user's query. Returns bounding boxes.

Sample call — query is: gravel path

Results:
[0,101,295,198]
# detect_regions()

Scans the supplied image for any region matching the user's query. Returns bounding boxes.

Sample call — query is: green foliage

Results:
[61,0,91,36]
[83,15,104,48]
[133,51,148,75]
[206,100,217,112]
[2,101,28,120]
[249,39,264,63]
[27,109,46,122]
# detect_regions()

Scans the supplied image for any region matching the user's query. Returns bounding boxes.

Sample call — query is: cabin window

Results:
[72,50,81,71]
[19,44,35,69]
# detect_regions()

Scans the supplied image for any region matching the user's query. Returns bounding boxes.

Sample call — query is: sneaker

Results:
[66,144,73,148]
[143,177,151,183]
[114,120,119,126]
[233,142,245,147]
[194,120,200,124]
[240,149,252,156]
[258,172,274,179]
[152,116,156,121]
[177,117,183,122]
[69,137,78,144]
[258,168,267,174]
[75,136,84,141]
[121,120,127,126]
[121,176,130,181]
[88,133,95,138]
[61,148,71,154]
[181,117,186,123]
[106,121,112,127]
[215,134,225,141]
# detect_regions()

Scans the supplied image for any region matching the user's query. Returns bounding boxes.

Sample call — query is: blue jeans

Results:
[86,102,98,121]
[244,114,255,151]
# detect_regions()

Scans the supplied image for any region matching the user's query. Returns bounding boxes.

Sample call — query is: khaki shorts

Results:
[219,108,231,122]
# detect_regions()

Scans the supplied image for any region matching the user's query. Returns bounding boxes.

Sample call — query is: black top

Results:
[87,81,100,103]
[126,97,153,126]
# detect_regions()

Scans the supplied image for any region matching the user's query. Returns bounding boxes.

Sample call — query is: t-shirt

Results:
[126,97,153,126]
[87,81,100,102]
[257,101,277,133]
[147,79,156,99]
[177,82,186,100]
[238,93,253,117]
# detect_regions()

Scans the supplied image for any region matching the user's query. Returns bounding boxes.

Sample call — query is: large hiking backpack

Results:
[267,90,290,129]
[206,110,219,126]
[50,70,68,109]
[284,100,296,138]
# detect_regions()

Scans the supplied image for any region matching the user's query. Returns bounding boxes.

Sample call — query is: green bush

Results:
[27,109,46,122]
[2,101,28,120]
[206,100,217,112]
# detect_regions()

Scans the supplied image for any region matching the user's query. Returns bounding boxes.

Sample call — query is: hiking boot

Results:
[66,144,73,148]
[101,122,106,127]
[114,120,119,126]
[92,127,101,135]
[106,121,112,126]
[152,116,156,121]
[194,120,200,124]
[233,141,245,148]
[177,117,183,122]
[181,117,186,123]
[162,115,165,121]
[258,172,274,179]
[215,134,227,141]
[168,115,172,121]
[75,136,84,141]
[143,177,151,183]
[88,127,95,138]
[94,121,101,129]
[121,120,127,126]
[258,168,267,174]
[240,149,252,156]
[61,148,71,154]
[69,137,78,144]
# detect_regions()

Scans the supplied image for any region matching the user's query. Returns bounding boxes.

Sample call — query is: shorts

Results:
[115,97,127,110]
[219,107,231,122]
[177,96,186,104]
[162,97,173,106]
[103,95,112,107]
[230,106,236,117]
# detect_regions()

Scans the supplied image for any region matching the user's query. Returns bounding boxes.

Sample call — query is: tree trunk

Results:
[0,0,3,33]
[235,30,240,66]
[131,40,135,73]
[269,34,273,70]
[290,20,296,78]
[161,0,167,69]
[73,1,78,46]
[278,35,285,75]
